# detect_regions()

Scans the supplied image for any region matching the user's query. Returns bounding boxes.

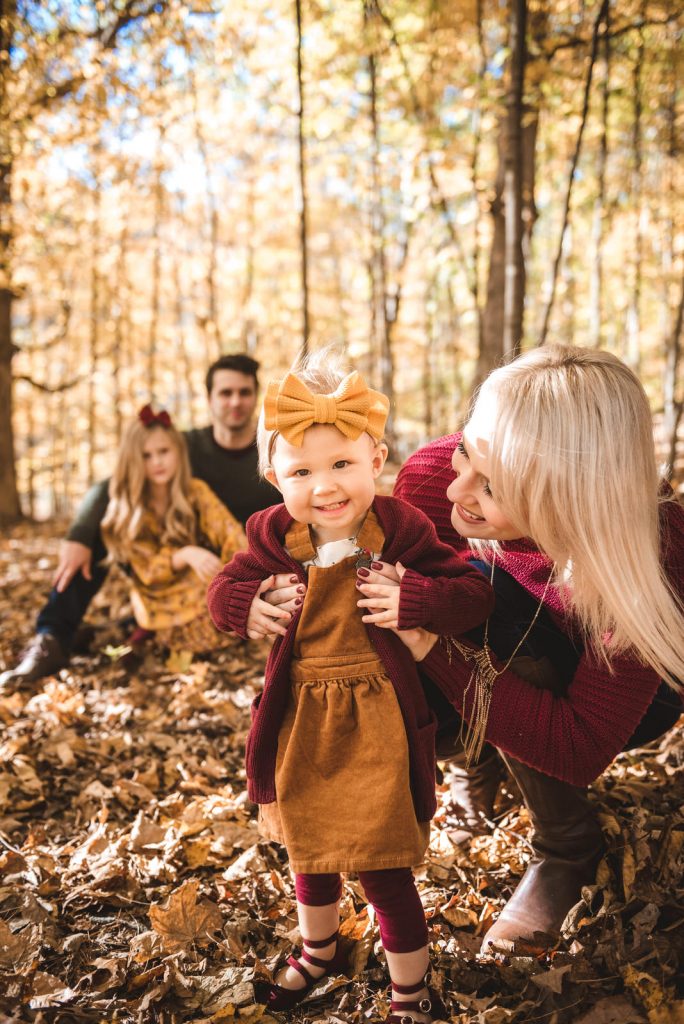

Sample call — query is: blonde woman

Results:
[102,405,245,654]
[354,344,684,951]
[266,346,684,952]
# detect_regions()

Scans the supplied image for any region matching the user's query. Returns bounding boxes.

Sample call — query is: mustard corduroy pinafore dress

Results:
[258,512,430,874]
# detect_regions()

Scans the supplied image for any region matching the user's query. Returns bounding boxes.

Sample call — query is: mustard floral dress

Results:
[123,479,246,652]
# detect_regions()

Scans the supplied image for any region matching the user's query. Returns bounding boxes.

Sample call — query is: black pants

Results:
[426,560,682,759]
[36,532,109,653]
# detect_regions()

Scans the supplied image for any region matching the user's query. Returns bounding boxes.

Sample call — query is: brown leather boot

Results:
[481,754,606,952]
[442,746,505,844]
[0,634,68,692]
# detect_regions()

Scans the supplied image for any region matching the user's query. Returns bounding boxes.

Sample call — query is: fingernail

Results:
[371,561,383,571]
[297,585,306,594]
[289,575,298,583]
[294,597,303,605]
[357,567,370,578]
[355,581,363,588]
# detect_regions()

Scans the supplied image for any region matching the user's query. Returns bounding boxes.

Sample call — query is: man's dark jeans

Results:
[36,534,109,653]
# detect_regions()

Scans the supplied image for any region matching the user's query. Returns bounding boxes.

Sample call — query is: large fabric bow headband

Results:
[138,404,172,429]
[263,371,389,448]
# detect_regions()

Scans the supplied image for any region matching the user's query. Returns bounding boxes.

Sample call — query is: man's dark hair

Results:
[206,354,261,394]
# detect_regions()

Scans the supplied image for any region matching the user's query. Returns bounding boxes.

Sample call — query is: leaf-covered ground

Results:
[0,521,683,1024]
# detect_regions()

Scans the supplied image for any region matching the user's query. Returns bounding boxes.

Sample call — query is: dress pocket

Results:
[411,715,438,821]
[244,691,263,777]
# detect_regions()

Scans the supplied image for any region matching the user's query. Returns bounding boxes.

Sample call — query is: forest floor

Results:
[0,521,683,1024]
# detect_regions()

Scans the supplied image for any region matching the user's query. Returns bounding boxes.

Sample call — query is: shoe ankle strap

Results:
[392,976,427,995]
[302,930,338,949]
[390,995,433,1015]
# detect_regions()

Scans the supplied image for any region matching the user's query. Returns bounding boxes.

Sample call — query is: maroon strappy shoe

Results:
[387,977,448,1023]
[257,930,347,1012]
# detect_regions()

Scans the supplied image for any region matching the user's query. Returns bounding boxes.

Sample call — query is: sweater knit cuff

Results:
[209,578,263,638]
[397,569,430,629]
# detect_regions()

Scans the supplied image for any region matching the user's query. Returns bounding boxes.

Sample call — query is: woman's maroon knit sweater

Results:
[207,495,494,819]
[394,433,684,787]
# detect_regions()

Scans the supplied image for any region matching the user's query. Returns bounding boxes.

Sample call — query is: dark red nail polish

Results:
[371,561,383,571]
[289,575,298,583]
[357,567,370,578]
[297,585,306,594]
[294,597,303,605]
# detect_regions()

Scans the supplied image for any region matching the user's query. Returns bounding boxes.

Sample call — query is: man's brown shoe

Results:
[0,634,68,692]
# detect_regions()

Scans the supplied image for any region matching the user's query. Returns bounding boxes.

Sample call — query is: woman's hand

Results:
[173,545,222,583]
[356,560,437,660]
[262,573,306,615]
[356,559,405,628]
[394,627,438,662]
[246,576,297,639]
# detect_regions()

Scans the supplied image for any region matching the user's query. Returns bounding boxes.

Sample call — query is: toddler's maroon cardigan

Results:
[394,433,684,788]
[207,495,495,819]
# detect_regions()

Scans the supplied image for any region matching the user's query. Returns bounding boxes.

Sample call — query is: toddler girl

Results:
[208,353,493,1022]
[102,405,244,654]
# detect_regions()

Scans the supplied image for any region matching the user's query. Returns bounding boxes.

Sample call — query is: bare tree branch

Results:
[15,373,82,393]
[27,0,173,113]
[546,12,680,59]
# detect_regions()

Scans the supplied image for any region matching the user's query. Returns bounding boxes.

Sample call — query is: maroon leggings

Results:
[294,868,428,954]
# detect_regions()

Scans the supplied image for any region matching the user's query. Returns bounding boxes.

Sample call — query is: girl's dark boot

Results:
[481,754,605,952]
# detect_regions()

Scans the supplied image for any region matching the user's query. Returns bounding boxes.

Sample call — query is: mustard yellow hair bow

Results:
[263,370,389,448]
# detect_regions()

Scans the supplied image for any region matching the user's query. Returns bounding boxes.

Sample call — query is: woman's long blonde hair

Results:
[102,416,197,562]
[472,344,684,689]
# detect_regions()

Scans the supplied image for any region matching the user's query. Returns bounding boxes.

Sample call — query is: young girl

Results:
[207,353,494,1023]
[102,404,245,654]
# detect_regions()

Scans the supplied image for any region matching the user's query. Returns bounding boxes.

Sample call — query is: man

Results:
[1,354,279,689]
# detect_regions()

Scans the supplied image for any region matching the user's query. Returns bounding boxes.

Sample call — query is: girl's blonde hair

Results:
[257,346,366,476]
[102,416,197,562]
[472,344,684,689]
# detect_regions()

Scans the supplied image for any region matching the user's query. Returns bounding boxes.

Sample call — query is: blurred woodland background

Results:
[1,0,683,524]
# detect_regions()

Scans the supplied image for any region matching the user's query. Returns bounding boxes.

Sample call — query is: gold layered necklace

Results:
[441,556,557,768]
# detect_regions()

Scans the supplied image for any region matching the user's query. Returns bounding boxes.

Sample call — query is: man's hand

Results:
[356,560,405,628]
[247,576,294,639]
[175,546,222,584]
[52,541,93,593]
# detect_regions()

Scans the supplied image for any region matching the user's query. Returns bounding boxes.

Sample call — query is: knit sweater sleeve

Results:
[394,509,495,634]
[206,515,273,638]
[420,496,684,787]
[421,640,664,787]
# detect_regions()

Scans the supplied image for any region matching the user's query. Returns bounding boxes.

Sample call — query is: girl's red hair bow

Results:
[138,404,172,429]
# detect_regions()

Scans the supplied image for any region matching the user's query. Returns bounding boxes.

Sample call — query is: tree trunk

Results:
[189,65,222,361]
[87,138,102,483]
[539,0,608,346]
[173,250,196,427]
[366,3,397,444]
[626,5,644,371]
[148,151,164,399]
[475,3,541,391]
[589,2,611,348]
[0,0,21,522]
[471,0,487,356]
[663,269,684,482]
[295,0,310,357]
[112,215,129,445]
[502,0,527,362]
